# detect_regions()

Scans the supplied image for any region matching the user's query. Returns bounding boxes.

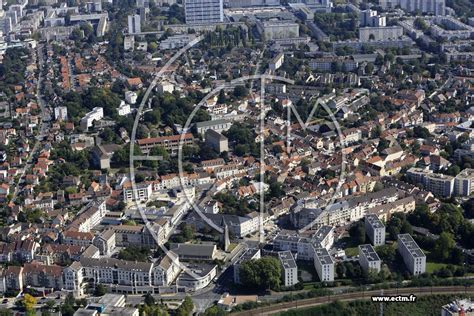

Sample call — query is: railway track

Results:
[231,286,474,316]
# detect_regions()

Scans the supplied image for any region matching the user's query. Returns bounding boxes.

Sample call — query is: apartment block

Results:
[184,0,223,25]
[313,248,335,282]
[365,214,386,246]
[358,244,381,273]
[397,234,426,275]
[278,251,298,287]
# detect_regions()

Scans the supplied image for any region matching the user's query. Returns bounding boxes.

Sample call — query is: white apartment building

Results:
[127,14,140,34]
[80,107,104,130]
[118,102,131,116]
[152,255,181,287]
[123,182,152,203]
[79,257,154,294]
[278,251,298,287]
[54,106,68,121]
[273,226,334,261]
[407,167,454,197]
[358,244,382,273]
[313,248,335,282]
[397,234,426,275]
[125,91,138,104]
[184,0,223,25]
[454,168,474,196]
[365,214,386,246]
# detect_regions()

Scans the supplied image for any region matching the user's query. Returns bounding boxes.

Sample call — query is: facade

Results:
[397,234,426,275]
[454,168,474,196]
[365,214,386,246]
[80,107,103,130]
[259,21,300,40]
[360,9,386,27]
[127,14,141,34]
[278,251,298,287]
[358,244,381,273]
[184,0,223,25]
[313,248,335,282]
[359,26,403,41]
[123,182,152,203]
[205,129,229,153]
[54,106,68,121]
[177,264,217,291]
[137,134,194,154]
[407,167,454,197]
[380,0,445,15]
[196,119,232,136]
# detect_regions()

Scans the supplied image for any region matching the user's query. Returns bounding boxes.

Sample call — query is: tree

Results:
[348,221,365,245]
[239,257,282,290]
[203,305,226,316]
[144,293,155,306]
[176,296,194,316]
[376,244,396,264]
[94,284,107,296]
[19,294,36,314]
[433,232,455,262]
[233,85,248,98]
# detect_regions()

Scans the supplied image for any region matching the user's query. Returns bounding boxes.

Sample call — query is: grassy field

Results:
[426,262,450,273]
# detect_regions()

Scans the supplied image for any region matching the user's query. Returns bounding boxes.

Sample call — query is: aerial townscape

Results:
[0,0,473,314]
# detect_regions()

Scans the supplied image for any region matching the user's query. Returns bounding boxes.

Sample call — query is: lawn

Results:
[344,247,359,257]
[426,262,450,273]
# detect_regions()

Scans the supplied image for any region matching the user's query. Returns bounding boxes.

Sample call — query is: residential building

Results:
[80,107,103,130]
[54,106,68,121]
[123,182,152,203]
[127,14,141,34]
[136,134,194,154]
[313,248,335,282]
[184,0,223,25]
[454,168,474,196]
[278,251,298,287]
[407,167,454,197]
[380,0,445,15]
[358,244,381,273]
[365,214,385,246]
[397,234,426,275]
[205,129,229,153]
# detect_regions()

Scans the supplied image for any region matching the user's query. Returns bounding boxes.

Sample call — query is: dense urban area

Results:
[0,0,473,314]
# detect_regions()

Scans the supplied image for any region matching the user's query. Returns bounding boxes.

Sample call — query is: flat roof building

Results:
[313,248,334,282]
[358,244,381,273]
[365,214,385,246]
[278,251,298,287]
[397,234,426,275]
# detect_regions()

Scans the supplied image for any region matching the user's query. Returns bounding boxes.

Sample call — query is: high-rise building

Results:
[184,0,223,25]
[360,9,386,27]
[380,0,445,15]
[397,234,426,275]
[365,214,385,246]
[127,14,141,34]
